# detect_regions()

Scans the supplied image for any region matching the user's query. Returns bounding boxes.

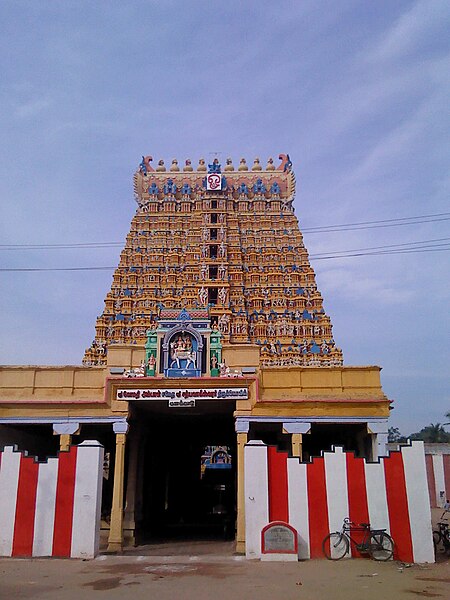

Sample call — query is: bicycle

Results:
[323,517,395,561]
[432,509,450,554]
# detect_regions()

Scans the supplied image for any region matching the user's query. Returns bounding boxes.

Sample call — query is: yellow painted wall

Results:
[259,366,387,400]
[106,346,146,368]
[0,364,390,420]
[0,366,105,399]
[222,344,260,369]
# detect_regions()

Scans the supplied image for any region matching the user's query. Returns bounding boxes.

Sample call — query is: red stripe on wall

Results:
[52,447,77,557]
[307,457,329,558]
[443,455,450,504]
[267,446,289,522]
[12,455,39,556]
[425,455,437,508]
[383,452,413,562]
[346,453,369,557]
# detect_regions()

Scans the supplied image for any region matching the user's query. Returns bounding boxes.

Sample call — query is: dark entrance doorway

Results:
[132,398,236,545]
[302,423,373,460]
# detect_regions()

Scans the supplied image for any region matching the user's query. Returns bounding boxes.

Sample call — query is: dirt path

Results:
[1,555,449,600]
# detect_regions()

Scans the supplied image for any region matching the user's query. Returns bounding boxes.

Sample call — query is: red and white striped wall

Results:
[245,441,434,563]
[425,452,450,508]
[0,441,103,558]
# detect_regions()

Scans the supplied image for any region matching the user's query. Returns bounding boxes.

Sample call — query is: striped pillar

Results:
[0,441,104,558]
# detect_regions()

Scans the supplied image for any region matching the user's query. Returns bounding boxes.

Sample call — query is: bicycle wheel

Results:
[433,530,441,550]
[323,532,349,560]
[442,531,450,554]
[369,532,394,561]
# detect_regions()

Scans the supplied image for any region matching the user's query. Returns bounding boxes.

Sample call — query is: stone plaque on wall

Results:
[261,521,298,561]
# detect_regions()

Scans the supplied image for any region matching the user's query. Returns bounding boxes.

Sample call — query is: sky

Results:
[0,0,449,435]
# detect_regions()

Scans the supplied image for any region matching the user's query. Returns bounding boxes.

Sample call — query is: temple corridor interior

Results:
[132,400,236,543]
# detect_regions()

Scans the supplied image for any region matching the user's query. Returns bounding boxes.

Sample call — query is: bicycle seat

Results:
[359,522,370,528]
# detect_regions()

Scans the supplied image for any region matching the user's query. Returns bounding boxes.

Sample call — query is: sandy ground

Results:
[2,510,448,600]
[1,553,449,600]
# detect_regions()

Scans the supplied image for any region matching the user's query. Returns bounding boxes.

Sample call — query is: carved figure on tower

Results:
[218,287,228,305]
[198,287,208,306]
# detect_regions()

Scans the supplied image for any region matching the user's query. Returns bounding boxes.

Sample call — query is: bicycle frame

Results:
[433,509,450,553]
[339,519,373,552]
[324,517,394,561]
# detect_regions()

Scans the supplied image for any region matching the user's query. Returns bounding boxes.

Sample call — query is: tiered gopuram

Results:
[83,154,343,369]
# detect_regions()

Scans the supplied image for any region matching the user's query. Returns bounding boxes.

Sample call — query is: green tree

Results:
[388,427,407,443]
[409,423,450,443]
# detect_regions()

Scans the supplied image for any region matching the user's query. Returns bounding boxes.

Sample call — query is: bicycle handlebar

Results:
[343,518,371,529]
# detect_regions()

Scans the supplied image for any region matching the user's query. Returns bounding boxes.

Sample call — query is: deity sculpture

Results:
[170,334,194,369]
[218,287,228,304]
[147,353,156,373]
[199,287,208,305]
[218,313,230,334]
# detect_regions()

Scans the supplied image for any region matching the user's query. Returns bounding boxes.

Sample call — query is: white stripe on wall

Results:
[432,455,446,508]
[402,442,434,563]
[365,460,390,532]
[244,442,268,559]
[287,458,309,559]
[0,447,21,556]
[324,446,350,558]
[71,442,104,559]
[32,458,58,556]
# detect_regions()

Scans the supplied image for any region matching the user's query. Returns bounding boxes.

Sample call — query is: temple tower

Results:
[83,154,343,371]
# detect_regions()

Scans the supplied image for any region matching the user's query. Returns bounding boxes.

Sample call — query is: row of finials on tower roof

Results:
[139,154,293,175]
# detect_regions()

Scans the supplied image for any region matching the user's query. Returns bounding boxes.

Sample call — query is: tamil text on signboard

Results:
[116,387,248,401]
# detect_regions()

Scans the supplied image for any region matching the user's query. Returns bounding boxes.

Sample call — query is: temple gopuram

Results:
[0,154,391,555]
[83,154,343,370]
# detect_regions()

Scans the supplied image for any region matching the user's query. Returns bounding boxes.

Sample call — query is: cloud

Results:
[345,65,449,184]
[317,266,415,305]
[15,97,52,119]
[368,0,450,62]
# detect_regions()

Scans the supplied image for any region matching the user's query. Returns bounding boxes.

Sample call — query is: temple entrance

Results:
[132,398,236,546]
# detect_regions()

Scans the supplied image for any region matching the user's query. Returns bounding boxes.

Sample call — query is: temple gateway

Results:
[0,154,392,555]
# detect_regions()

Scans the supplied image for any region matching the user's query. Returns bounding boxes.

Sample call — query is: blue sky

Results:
[0,1,449,434]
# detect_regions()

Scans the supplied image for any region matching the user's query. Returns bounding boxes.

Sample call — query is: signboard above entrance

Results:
[116,387,248,401]
[169,398,195,408]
